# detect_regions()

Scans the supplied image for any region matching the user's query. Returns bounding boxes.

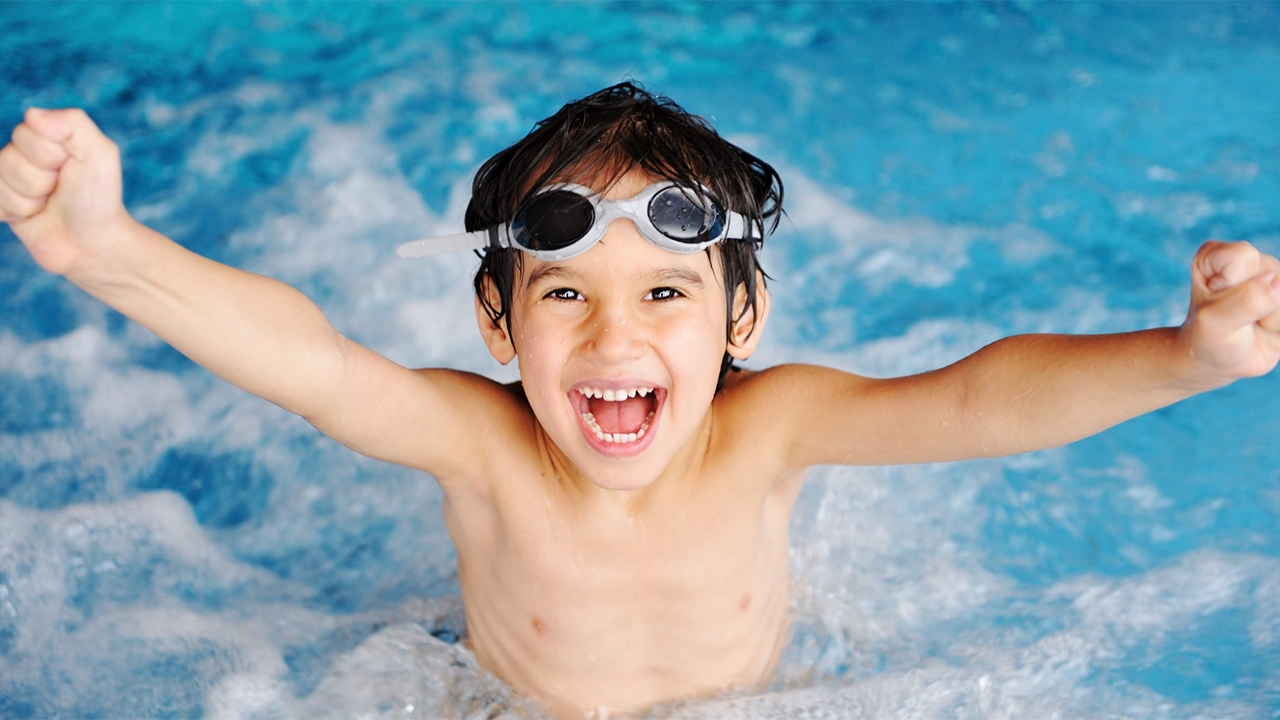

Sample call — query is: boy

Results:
[1,83,1277,718]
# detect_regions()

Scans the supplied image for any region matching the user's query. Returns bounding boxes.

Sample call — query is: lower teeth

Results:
[581,411,654,444]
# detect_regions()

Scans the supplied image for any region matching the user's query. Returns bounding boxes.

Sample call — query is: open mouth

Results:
[570,384,664,450]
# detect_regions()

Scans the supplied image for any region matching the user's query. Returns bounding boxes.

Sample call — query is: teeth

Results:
[576,386,656,402]
[575,386,657,446]
[581,411,654,445]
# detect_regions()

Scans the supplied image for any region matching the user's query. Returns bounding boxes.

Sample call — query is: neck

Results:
[537,409,717,518]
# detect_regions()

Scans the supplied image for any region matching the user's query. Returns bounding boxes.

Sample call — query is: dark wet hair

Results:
[468,81,784,388]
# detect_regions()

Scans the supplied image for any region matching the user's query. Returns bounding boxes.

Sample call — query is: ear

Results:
[726,273,770,361]
[474,276,516,365]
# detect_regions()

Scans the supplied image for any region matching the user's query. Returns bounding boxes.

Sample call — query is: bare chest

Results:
[445,473,802,715]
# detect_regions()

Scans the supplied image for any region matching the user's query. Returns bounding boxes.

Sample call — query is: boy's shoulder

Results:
[710,362,879,475]
[409,367,532,420]
[715,362,840,402]
[392,368,539,486]
[710,363,831,454]
[704,364,832,496]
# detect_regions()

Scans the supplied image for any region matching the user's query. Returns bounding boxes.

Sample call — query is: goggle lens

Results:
[648,186,720,242]
[513,190,595,252]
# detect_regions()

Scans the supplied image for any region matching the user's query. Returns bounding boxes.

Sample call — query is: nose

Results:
[585,305,646,365]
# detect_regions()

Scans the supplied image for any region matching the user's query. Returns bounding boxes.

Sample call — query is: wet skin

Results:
[448,369,807,717]
[443,170,808,716]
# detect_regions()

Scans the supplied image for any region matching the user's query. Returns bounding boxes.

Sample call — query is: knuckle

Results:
[1223,241,1250,260]
[33,147,57,169]
[23,197,46,218]
[10,126,39,160]
[0,188,35,219]
[0,152,19,184]
[1246,281,1274,314]
[40,140,68,166]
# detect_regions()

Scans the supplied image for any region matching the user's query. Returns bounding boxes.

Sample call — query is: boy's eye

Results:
[545,287,584,301]
[645,287,684,302]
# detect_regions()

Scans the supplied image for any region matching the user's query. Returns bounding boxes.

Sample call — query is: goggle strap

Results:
[395,229,498,258]
[723,210,757,242]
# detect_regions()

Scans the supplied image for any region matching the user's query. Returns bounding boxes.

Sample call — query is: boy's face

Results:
[478,170,761,493]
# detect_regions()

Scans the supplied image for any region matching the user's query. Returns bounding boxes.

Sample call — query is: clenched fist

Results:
[1179,240,1280,384]
[0,107,129,277]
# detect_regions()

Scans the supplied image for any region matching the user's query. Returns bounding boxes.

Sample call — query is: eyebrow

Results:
[524,264,580,289]
[523,264,706,289]
[648,267,706,288]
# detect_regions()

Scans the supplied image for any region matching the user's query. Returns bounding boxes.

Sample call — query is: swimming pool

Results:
[1,2,1278,717]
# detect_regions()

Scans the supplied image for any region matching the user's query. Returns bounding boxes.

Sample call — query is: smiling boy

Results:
[3,83,1279,718]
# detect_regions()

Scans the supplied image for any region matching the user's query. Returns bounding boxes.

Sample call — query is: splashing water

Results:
[1,3,1278,718]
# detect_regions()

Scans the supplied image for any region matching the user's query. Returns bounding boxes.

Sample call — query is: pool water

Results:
[2,2,1278,718]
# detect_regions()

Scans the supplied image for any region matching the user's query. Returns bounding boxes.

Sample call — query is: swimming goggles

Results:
[395,181,756,261]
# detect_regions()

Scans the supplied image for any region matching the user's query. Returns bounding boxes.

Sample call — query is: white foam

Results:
[201,595,521,720]
[1051,550,1276,637]
[786,463,1011,655]
[663,550,1280,720]
[204,113,510,380]
[0,323,124,375]
[0,494,290,703]
[0,325,206,497]
[298,623,532,720]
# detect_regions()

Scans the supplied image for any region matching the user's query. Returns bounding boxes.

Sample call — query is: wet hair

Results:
[468,81,784,388]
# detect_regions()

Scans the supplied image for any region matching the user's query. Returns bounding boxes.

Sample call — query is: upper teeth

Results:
[576,387,654,401]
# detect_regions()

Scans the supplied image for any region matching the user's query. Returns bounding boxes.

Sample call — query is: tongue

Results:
[588,396,651,434]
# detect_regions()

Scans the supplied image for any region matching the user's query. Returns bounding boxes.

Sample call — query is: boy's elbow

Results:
[955,364,1018,459]
[282,328,351,422]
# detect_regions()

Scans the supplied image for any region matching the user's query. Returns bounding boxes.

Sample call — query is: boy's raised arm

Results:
[769,241,1280,470]
[0,108,497,481]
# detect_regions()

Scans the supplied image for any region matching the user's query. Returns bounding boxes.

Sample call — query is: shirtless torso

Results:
[438,370,808,717]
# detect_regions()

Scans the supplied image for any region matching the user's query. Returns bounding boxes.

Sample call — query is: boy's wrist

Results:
[1170,324,1238,394]
[63,212,157,296]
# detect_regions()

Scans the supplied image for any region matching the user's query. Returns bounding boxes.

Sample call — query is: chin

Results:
[581,465,661,493]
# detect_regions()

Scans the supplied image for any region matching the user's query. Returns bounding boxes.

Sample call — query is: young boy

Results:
[2,83,1278,718]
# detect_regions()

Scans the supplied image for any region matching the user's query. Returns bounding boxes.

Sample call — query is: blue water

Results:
[2,2,1278,718]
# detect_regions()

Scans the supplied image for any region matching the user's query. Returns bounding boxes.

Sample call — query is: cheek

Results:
[514,314,572,359]
[513,316,573,398]
[662,312,728,372]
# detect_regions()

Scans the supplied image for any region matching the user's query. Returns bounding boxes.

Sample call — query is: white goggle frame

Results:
[396,181,755,261]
